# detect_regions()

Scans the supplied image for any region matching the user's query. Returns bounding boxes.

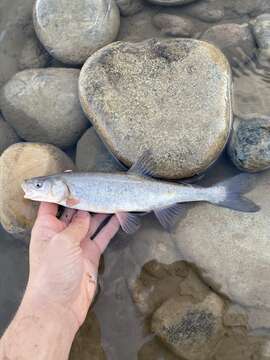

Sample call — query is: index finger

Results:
[37,202,58,218]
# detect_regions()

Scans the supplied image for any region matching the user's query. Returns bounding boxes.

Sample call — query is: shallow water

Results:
[1,0,270,359]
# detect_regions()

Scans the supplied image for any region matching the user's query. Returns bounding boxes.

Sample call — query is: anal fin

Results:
[116,212,141,234]
[154,203,187,232]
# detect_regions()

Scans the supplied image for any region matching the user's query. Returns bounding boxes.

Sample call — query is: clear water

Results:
[1,1,270,359]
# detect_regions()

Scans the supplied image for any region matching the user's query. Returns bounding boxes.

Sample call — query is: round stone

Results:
[171,157,270,315]
[33,0,120,65]
[0,115,20,155]
[0,143,75,241]
[227,115,270,172]
[79,38,232,179]
[152,14,196,37]
[146,0,199,6]
[0,68,89,149]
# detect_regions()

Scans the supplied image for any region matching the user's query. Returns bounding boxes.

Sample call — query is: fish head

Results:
[21,175,69,203]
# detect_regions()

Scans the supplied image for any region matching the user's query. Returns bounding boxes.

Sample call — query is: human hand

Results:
[26,202,120,329]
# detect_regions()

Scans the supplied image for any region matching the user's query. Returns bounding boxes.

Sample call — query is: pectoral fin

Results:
[116,212,141,234]
[66,197,81,207]
[154,204,187,232]
[128,150,156,178]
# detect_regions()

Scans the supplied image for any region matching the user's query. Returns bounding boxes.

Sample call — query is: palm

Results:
[28,203,120,325]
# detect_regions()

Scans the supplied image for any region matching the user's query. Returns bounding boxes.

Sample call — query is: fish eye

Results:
[34,181,43,189]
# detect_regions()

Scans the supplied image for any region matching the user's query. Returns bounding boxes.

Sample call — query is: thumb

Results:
[59,211,91,245]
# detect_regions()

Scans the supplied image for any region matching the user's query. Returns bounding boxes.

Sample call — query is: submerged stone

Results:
[0,143,74,241]
[0,68,89,149]
[33,0,120,65]
[79,38,232,179]
[0,115,20,155]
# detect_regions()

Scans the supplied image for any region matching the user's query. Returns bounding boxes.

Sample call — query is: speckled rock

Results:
[70,311,106,360]
[0,0,50,88]
[115,0,144,16]
[33,0,120,65]
[0,68,88,148]
[151,293,225,360]
[153,14,196,37]
[171,156,270,317]
[0,143,75,241]
[201,23,256,65]
[0,115,20,155]
[146,0,199,6]
[76,128,121,172]
[185,1,225,23]
[79,38,232,179]
[227,115,270,172]
[251,14,270,61]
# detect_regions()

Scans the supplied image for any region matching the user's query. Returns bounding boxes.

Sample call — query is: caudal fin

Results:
[211,173,260,213]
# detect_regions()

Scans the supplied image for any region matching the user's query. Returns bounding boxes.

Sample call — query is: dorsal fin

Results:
[128,150,156,178]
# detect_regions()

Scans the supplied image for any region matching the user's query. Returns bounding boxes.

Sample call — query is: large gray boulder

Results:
[79,38,232,179]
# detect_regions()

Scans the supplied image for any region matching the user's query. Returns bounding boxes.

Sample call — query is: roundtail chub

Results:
[22,151,260,234]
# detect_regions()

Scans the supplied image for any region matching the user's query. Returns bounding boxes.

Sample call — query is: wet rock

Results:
[79,38,232,179]
[147,0,199,6]
[172,157,270,318]
[185,2,225,23]
[138,337,179,360]
[0,0,50,88]
[18,37,50,71]
[201,23,256,65]
[251,14,270,61]
[227,115,270,172]
[0,143,74,241]
[153,14,196,37]
[76,128,121,172]
[33,0,120,65]
[233,66,270,117]
[151,293,225,360]
[70,311,106,360]
[232,0,270,17]
[0,68,88,149]
[116,0,144,16]
[0,115,20,155]
[223,304,248,328]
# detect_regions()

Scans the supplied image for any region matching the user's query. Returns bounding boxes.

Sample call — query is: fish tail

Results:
[210,173,260,213]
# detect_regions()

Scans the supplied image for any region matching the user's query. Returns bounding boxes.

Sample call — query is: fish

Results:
[21,151,260,234]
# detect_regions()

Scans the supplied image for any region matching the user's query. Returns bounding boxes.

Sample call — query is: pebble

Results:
[227,115,270,172]
[251,14,270,61]
[152,14,196,37]
[0,115,20,155]
[171,156,270,321]
[115,0,144,16]
[146,0,199,6]
[0,143,75,241]
[33,0,120,65]
[0,0,50,88]
[185,2,225,23]
[76,128,121,173]
[0,68,89,149]
[151,293,225,360]
[79,38,232,179]
[201,23,256,65]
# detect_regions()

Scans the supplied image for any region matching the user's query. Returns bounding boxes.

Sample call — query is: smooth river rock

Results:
[33,0,120,65]
[227,115,270,172]
[152,14,196,37]
[0,143,75,240]
[115,0,144,16]
[201,23,256,65]
[0,68,89,149]
[171,157,270,318]
[251,14,270,61]
[146,0,199,6]
[76,128,121,172]
[79,38,232,179]
[0,115,20,155]
[151,293,225,360]
[0,0,50,89]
